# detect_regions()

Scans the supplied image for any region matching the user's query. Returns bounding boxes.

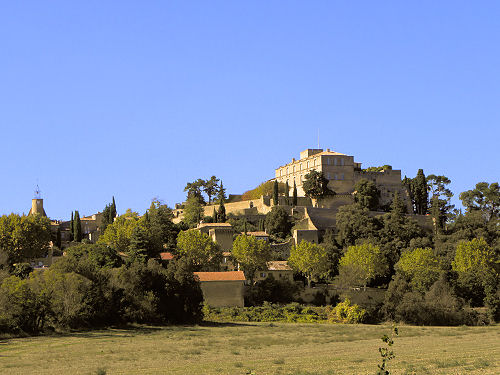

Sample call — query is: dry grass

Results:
[0,323,498,374]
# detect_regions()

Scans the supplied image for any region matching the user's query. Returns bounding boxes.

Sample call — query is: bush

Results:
[245,276,299,306]
[329,298,366,324]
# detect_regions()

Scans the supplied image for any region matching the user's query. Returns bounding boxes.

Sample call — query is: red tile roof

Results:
[160,252,175,260]
[194,271,246,282]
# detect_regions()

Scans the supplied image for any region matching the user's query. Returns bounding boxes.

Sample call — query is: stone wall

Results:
[199,281,245,307]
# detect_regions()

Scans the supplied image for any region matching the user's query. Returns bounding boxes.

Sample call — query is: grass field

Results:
[0,323,498,375]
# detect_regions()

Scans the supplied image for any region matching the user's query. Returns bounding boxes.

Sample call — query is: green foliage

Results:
[0,213,52,265]
[184,179,206,202]
[338,243,388,287]
[264,206,292,239]
[395,248,441,293]
[414,169,428,215]
[218,199,226,223]
[241,181,287,201]
[216,181,227,203]
[144,200,178,253]
[182,196,204,228]
[363,165,392,172]
[73,210,82,242]
[245,276,299,306]
[127,226,151,264]
[289,241,330,287]
[335,204,378,248]
[353,178,380,210]
[176,229,222,271]
[321,229,343,277]
[452,237,496,274]
[376,326,398,375]
[460,182,499,221]
[203,176,220,204]
[273,180,279,205]
[302,170,334,199]
[284,180,290,205]
[328,298,366,324]
[232,234,271,283]
[427,175,454,229]
[98,209,141,252]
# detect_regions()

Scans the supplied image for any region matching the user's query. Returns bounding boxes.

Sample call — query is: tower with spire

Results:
[28,185,47,217]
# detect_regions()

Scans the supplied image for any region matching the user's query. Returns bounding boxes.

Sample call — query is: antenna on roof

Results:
[34,184,41,199]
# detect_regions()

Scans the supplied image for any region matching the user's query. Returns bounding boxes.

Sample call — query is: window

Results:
[327,172,331,179]
[340,158,344,166]
[327,157,331,165]
[307,161,310,169]
[334,174,338,180]
[334,158,337,166]
[313,159,316,167]
[260,272,266,278]
[299,163,302,171]
[341,173,344,180]
[286,167,289,174]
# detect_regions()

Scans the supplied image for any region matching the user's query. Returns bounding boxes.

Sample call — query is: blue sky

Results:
[1,1,499,219]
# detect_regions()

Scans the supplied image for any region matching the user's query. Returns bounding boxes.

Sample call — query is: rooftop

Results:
[194,271,246,282]
[159,252,175,261]
[267,261,292,271]
[244,231,269,237]
[197,223,233,228]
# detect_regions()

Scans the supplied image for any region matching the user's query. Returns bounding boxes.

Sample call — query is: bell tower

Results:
[29,185,47,217]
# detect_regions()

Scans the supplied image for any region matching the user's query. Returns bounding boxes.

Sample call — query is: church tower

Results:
[28,185,47,217]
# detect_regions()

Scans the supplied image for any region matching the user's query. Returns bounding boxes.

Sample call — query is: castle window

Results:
[334,174,338,180]
[327,172,331,179]
[299,163,302,171]
[341,173,344,180]
[286,167,289,174]
[313,159,316,167]
[327,158,331,165]
[307,161,310,169]
[334,158,337,166]
[340,158,345,166]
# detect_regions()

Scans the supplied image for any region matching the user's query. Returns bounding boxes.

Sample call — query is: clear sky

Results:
[1,1,499,220]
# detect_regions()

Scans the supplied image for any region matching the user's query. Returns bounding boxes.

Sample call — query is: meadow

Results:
[0,322,498,375]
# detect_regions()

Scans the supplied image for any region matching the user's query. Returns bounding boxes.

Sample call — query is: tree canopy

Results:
[176,229,222,271]
[302,170,334,199]
[459,182,499,221]
[289,240,330,287]
[353,178,379,211]
[264,206,292,239]
[339,243,389,287]
[231,234,271,284]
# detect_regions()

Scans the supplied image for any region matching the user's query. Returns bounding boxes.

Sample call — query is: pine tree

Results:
[273,180,279,206]
[128,225,150,263]
[74,210,82,242]
[293,181,298,206]
[285,180,290,205]
[217,181,227,203]
[70,211,74,241]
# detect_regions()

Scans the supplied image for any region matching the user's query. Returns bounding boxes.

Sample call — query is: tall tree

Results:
[111,196,117,220]
[414,169,428,215]
[98,209,141,252]
[203,176,220,204]
[184,179,206,202]
[459,182,499,222]
[338,243,389,288]
[176,229,222,271]
[127,225,151,263]
[353,178,380,211]
[264,206,292,239]
[395,248,441,293]
[216,181,227,204]
[289,240,330,287]
[285,180,290,205]
[212,207,218,223]
[273,180,279,206]
[183,196,204,227]
[70,211,74,241]
[73,211,82,242]
[217,199,226,223]
[232,234,271,284]
[302,170,334,199]
[427,175,454,230]
[292,181,298,206]
[146,200,178,253]
[402,176,415,213]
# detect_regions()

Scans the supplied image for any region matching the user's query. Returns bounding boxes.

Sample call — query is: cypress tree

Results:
[70,211,74,241]
[273,180,279,206]
[285,180,290,205]
[292,181,298,206]
[218,200,226,223]
[74,210,82,242]
[128,225,149,263]
[56,227,62,248]
[244,219,248,235]
[213,207,218,223]
[111,196,117,219]
[414,169,428,215]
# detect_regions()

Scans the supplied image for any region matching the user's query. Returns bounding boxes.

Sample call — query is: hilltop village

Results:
[1,147,498,331]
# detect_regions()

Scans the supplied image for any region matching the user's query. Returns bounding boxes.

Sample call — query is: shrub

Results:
[329,299,366,324]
